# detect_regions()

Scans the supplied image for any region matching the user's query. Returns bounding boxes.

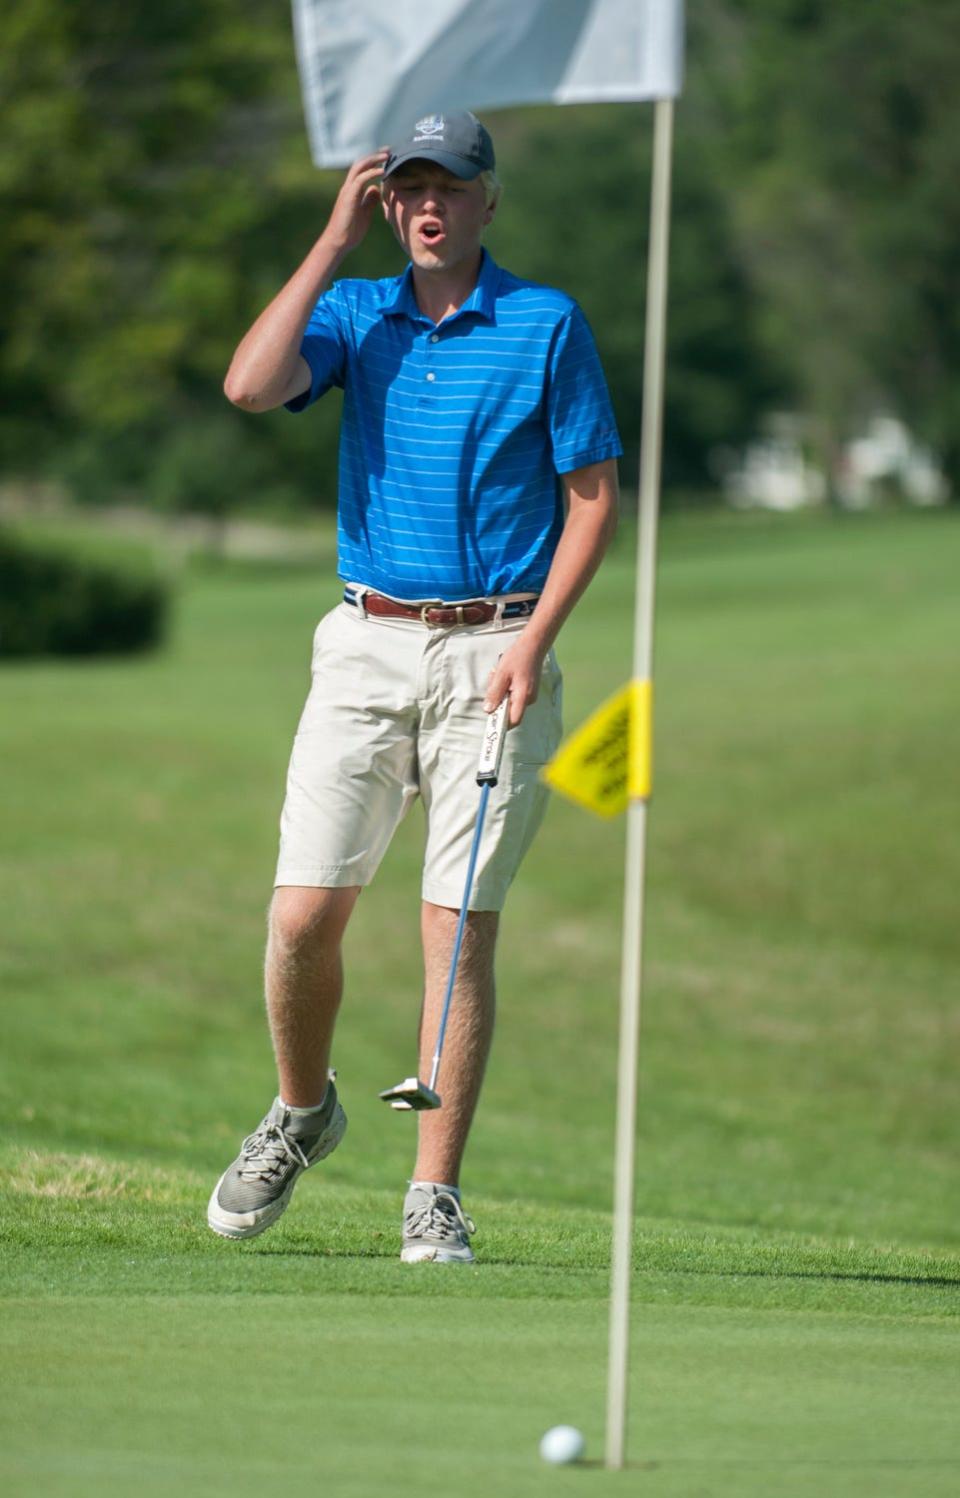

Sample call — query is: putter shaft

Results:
[427,778,491,1092]
[380,695,509,1110]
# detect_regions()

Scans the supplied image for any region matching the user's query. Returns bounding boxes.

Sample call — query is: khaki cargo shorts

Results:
[274,595,563,911]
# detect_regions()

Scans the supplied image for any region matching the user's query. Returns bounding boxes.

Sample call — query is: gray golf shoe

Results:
[401,1182,476,1264]
[207,1084,346,1240]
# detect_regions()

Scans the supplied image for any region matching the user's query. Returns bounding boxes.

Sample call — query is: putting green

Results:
[3,1292,957,1497]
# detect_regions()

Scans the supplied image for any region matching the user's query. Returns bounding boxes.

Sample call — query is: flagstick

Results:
[605,95,675,1472]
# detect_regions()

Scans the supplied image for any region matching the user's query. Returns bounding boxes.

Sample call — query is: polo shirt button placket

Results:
[418,325,438,408]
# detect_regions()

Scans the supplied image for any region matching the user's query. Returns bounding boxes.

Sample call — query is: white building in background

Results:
[836,415,949,508]
[718,412,949,510]
[717,414,825,511]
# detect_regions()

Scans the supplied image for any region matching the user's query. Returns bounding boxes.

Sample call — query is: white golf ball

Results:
[539,1424,586,1465]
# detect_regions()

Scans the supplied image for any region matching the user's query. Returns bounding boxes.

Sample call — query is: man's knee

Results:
[268,885,360,958]
[421,901,499,970]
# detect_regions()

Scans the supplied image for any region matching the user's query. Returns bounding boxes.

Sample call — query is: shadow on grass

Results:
[538,1459,959,1473]
[617,1460,960,1470]
[243,1242,960,1288]
[687,1268,960,1289]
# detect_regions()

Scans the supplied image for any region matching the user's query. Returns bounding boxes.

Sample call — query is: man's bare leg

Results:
[412,900,499,1186]
[206,884,359,1239]
[266,885,361,1106]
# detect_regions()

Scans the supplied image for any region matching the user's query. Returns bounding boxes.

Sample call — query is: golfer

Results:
[209,110,621,1262]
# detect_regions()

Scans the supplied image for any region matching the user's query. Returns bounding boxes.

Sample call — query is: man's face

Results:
[381,161,495,273]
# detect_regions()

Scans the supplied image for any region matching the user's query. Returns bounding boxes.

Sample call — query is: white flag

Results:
[293,0,685,167]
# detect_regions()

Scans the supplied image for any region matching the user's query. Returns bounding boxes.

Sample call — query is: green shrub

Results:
[0,531,169,657]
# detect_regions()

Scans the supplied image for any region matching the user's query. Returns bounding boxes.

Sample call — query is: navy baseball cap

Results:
[383,110,496,181]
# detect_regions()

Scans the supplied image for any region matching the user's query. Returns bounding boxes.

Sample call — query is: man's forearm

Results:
[223,233,346,410]
[224,150,388,412]
[523,503,617,654]
[523,471,619,655]
[484,460,618,724]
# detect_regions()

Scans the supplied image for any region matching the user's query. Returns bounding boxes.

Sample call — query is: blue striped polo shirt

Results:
[286,249,622,600]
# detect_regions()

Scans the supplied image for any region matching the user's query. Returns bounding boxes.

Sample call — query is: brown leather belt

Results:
[344,588,538,627]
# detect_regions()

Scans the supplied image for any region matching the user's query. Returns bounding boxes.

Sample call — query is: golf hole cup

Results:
[539,1425,586,1465]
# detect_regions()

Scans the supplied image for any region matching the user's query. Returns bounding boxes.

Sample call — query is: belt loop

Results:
[494,598,505,632]
[353,585,368,620]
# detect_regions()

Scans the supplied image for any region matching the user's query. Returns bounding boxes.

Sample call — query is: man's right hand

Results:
[223,151,389,413]
[323,150,390,256]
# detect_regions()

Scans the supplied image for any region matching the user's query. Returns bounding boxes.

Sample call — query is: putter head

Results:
[378,1076,442,1112]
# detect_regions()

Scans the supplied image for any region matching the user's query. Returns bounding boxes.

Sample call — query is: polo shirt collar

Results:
[382,249,499,325]
[460,248,499,323]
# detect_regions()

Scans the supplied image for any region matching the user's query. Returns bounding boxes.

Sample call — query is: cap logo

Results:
[414,114,445,140]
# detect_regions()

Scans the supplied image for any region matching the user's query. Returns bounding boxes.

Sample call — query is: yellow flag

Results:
[541,679,653,817]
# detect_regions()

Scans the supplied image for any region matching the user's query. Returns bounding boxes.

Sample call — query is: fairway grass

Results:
[2,508,958,1495]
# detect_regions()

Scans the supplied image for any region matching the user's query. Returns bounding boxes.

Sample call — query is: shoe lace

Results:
[406,1189,476,1241]
[238,1121,309,1182]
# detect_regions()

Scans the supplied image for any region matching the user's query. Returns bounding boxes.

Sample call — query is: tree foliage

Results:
[2,1,956,510]
[707,0,960,492]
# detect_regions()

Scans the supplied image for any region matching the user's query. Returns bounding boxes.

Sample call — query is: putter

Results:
[380,694,510,1112]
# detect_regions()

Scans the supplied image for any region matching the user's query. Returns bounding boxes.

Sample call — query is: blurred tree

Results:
[488,103,786,495]
[3,1,955,511]
[1,1,337,513]
[0,1,779,513]
[711,0,960,498]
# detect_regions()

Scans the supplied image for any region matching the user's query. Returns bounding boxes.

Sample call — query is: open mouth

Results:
[419,221,446,247]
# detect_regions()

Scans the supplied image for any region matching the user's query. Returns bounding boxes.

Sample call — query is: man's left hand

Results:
[483,635,548,728]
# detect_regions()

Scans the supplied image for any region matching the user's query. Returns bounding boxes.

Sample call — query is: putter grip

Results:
[477,696,509,785]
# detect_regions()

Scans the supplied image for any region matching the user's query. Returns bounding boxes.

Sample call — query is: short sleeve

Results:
[284,284,349,413]
[545,304,622,473]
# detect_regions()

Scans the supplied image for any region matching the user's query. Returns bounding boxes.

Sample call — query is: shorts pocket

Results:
[502,680,562,775]
[310,607,341,672]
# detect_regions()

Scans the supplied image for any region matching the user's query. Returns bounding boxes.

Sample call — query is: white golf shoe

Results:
[401,1182,476,1263]
[207,1085,346,1240]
